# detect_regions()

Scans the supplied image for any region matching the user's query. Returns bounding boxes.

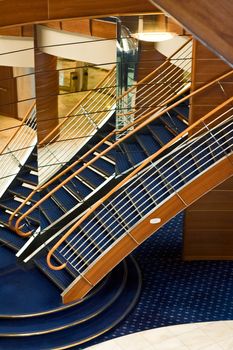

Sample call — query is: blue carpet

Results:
[80,213,233,349]
[0,245,61,316]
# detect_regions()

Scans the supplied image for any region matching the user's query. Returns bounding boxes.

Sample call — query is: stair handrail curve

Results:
[46,93,233,271]
[8,38,193,235]
[8,69,233,237]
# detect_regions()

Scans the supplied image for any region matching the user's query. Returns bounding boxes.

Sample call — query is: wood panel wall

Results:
[190,40,233,123]
[184,176,233,260]
[35,50,59,143]
[0,0,156,28]
[0,66,17,118]
[184,40,233,260]
[137,42,166,81]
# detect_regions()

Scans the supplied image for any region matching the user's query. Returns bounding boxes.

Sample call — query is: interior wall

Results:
[37,25,116,69]
[13,67,35,120]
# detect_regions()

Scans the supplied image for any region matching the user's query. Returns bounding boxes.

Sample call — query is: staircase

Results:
[5,40,192,240]
[0,243,141,349]
[45,95,233,303]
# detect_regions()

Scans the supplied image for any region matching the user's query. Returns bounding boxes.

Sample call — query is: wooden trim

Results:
[62,154,233,302]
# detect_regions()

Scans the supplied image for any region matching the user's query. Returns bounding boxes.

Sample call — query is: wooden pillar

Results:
[0,66,17,118]
[189,40,232,123]
[183,40,233,260]
[35,35,59,144]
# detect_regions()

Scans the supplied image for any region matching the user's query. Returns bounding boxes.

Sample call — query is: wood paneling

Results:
[91,19,116,39]
[62,19,91,35]
[0,0,48,27]
[137,42,166,81]
[35,50,59,143]
[0,0,156,28]
[0,66,17,118]
[184,175,233,260]
[184,40,233,261]
[150,0,233,66]
[63,155,233,303]
[48,0,156,20]
[190,41,233,124]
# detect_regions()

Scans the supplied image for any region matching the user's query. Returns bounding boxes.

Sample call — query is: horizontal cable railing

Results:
[46,96,233,274]
[8,69,233,237]
[116,38,192,137]
[0,103,37,196]
[38,66,117,183]
[38,39,192,183]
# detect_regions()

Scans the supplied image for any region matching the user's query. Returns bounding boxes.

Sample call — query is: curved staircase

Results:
[0,244,141,349]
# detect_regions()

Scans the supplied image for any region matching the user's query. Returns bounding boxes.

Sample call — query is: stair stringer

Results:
[62,153,233,303]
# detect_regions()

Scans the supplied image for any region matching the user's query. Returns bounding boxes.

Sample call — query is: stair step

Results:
[0,256,140,349]
[46,185,80,212]
[0,226,25,251]
[148,124,174,145]
[35,255,74,291]
[0,261,126,336]
[17,172,38,186]
[0,199,39,223]
[85,154,115,177]
[8,186,40,203]
[173,105,189,120]
[136,133,161,156]
[122,142,146,166]
[161,112,187,134]
[115,149,132,174]
[39,198,66,224]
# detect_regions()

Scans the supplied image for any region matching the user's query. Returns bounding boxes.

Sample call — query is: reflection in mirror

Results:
[0,26,38,237]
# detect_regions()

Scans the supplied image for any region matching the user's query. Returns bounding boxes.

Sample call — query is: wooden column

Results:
[0,66,17,118]
[35,45,59,143]
[183,40,233,260]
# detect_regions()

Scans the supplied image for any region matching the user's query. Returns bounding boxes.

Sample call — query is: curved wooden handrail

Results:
[8,39,193,235]
[9,69,233,237]
[47,94,233,270]
[39,65,116,147]
[0,101,36,156]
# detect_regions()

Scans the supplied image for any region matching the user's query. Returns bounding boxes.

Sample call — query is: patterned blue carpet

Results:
[81,213,233,349]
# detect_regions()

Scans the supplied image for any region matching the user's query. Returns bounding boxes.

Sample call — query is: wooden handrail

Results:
[9,69,233,237]
[46,94,233,270]
[39,65,116,146]
[8,39,194,236]
[0,101,36,155]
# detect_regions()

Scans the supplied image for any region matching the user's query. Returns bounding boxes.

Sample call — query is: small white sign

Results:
[150,218,161,224]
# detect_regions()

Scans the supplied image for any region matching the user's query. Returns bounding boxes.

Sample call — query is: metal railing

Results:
[8,70,233,237]
[116,38,192,137]
[46,96,233,274]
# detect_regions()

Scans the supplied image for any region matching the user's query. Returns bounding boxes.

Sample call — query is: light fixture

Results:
[132,15,177,42]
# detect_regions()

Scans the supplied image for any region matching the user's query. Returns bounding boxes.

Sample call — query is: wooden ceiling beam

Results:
[0,0,156,28]
[149,0,233,67]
